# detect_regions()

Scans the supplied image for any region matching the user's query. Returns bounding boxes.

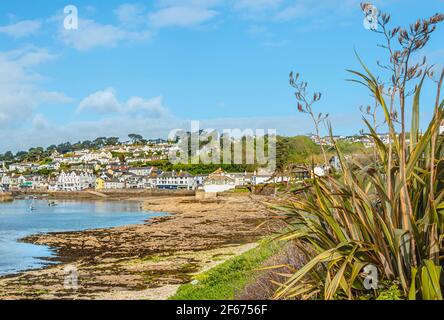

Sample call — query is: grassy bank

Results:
[169,241,278,300]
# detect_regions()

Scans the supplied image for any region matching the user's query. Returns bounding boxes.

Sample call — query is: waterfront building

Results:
[104,179,125,190]
[251,169,274,185]
[55,171,96,191]
[125,175,147,189]
[95,178,105,190]
[157,170,195,190]
[203,168,236,193]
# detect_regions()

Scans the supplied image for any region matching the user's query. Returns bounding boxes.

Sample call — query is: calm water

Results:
[0,199,164,276]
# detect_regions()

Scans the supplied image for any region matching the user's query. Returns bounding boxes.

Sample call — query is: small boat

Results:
[29,199,37,211]
[48,201,58,207]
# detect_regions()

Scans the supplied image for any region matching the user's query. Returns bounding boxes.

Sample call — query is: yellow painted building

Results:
[95,178,105,190]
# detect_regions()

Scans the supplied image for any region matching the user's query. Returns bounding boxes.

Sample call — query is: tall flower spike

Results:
[297,103,304,113]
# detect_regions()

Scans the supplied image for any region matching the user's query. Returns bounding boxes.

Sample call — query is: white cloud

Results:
[0,47,54,85]
[149,6,218,28]
[77,88,168,118]
[32,114,50,130]
[126,96,168,117]
[78,88,121,114]
[0,20,42,38]
[48,3,221,51]
[59,18,130,51]
[114,3,147,27]
[49,9,152,51]
[0,47,72,127]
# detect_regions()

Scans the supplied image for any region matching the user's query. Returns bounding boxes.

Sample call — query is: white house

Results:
[230,173,247,186]
[17,175,47,190]
[252,169,274,185]
[0,162,7,174]
[125,175,147,189]
[80,151,112,163]
[8,164,31,173]
[61,155,82,164]
[203,169,236,193]
[104,179,125,190]
[157,171,195,190]
[55,171,96,191]
[8,174,26,189]
[194,175,208,188]
[128,167,153,176]
[147,171,160,189]
[1,174,11,186]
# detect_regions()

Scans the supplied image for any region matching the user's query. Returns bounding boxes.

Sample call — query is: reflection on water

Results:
[0,199,163,276]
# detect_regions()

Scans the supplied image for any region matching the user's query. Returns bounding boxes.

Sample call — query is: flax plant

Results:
[289,72,329,168]
[273,7,444,300]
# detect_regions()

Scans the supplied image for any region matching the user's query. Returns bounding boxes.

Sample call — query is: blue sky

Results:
[0,0,443,152]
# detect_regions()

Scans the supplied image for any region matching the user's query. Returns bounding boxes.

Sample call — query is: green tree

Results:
[128,134,143,144]
[106,137,120,146]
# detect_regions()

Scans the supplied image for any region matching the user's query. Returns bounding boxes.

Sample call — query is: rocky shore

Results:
[0,192,13,202]
[0,195,275,300]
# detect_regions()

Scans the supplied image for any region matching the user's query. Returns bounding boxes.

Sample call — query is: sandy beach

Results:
[0,194,274,300]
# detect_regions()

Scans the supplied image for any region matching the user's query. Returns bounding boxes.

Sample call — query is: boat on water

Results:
[29,199,37,211]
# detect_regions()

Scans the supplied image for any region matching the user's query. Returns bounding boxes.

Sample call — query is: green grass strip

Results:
[169,241,277,300]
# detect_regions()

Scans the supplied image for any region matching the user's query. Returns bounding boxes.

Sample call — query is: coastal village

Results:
[1,1,443,304]
[0,136,347,195]
[0,145,279,194]
[1,126,442,196]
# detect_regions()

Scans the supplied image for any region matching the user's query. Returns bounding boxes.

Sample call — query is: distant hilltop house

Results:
[203,168,236,193]
[79,151,112,162]
[70,163,97,172]
[0,161,6,174]
[8,163,39,173]
[308,133,397,148]
[107,163,130,172]
[128,167,154,176]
